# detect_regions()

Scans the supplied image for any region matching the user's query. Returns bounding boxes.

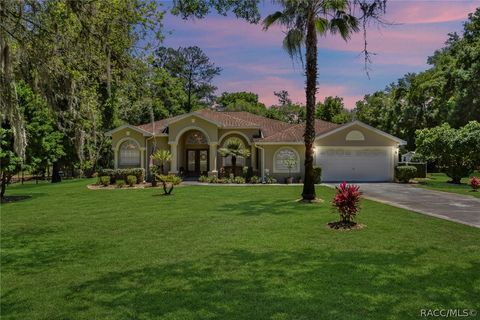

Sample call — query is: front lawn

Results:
[416,172,480,198]
[1,180,479,320]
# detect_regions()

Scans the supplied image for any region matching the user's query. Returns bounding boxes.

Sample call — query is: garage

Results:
[317,148,393,182]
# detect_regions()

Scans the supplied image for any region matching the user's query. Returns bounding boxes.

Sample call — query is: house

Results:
[105,109,406,182]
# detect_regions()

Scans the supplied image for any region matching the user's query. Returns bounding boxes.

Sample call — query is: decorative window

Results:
[185,130,208,144]
[119,140,140,166]
[346,130,365,141]
[273,148,300,173]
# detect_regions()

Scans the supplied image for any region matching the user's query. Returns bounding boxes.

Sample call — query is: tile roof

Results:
[255,120,340,143]
[134,109,339,143]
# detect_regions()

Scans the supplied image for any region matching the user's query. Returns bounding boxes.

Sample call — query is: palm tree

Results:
[151,149,172,175]
[218,137,251,175]
[263,0,360,201]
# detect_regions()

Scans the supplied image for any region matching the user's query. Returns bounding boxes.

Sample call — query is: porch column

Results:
[209,142,218,176]
[250,144,256,170]
[113,147,118,169]
[169,142,178,174]
[140,147,146,169]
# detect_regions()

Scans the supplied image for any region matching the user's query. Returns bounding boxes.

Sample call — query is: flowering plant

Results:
[332,182,361,223]
[470,176,479,192]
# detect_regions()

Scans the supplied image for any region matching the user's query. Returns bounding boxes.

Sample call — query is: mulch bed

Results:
[327,221,366,231]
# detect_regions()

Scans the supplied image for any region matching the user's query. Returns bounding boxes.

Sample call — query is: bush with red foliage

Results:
[332,182,361,223]
[470,176,479,191]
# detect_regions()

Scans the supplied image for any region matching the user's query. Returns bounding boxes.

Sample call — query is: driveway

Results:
[325,183,480,228]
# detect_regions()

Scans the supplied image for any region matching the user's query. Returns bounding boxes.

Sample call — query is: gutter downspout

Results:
[256,144,265,181]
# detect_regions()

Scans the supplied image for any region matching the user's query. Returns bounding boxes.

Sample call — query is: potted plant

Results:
[283,158,297,184]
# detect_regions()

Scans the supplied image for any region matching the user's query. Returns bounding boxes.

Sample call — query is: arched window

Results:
[119,140,140,167]
[222,137,246,167]
[185,130,208,144]
[346,130,365,141]
[273,148,300,173]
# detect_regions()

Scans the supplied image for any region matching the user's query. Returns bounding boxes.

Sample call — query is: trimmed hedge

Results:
[397,162,427,178]
[97,168,145,184]
[395,166,417,183]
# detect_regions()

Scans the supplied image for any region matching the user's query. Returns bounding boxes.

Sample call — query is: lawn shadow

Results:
[64,249,479,320]
[1,195,32,204]
[215,199,322,216]
[1,225,99,274]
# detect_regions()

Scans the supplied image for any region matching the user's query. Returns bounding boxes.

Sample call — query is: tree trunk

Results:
[302,12,318,201]
[232,156,237,176]
[1,172,7,199]
[51,161,62,183]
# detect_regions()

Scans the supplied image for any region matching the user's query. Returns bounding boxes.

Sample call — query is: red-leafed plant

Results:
[332,182,361,224]
[470,177,480,192]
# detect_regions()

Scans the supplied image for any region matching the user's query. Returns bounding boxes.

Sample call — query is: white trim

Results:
[105,124,153,137]
[167,112,222,127]
[169,126,216,145]
[315,120,407,145]
[273,147,301,174]
[218,131,251,145]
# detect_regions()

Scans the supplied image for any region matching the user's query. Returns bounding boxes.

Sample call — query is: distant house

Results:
[106,109,406,182]
[401,151,416,163]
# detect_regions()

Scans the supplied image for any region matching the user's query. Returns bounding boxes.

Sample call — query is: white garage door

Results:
[317,148,392,182]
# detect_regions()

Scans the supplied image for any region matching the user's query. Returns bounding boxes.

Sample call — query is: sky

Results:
[161,0,479,108]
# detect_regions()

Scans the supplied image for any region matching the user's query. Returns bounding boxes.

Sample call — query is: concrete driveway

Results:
[325,183,480,228]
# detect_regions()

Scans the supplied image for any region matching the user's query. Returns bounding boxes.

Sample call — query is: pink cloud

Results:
[218,76,360,108]
[386,1,478,25]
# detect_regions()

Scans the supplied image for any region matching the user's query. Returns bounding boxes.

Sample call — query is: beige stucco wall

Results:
[261,144,305,181]
[111,128,146,150]
[316,124,399,147]
[168,115,219,143]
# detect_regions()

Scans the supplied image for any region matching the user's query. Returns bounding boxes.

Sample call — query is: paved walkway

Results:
[325,183,480,228]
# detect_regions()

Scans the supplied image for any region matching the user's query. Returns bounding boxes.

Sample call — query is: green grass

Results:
[1,180,479,320]
[416,172,480,198]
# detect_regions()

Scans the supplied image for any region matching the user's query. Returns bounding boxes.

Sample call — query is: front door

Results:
[186,149,209,176]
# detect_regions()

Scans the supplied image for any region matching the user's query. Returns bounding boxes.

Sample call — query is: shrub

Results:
[97,168,145,184]
[332,182,361,223]
[313,167,322,183]
[234,176,246,184]
[198,175,208,183]
[100,176,110,186]
[397,162,427,178]
[266,176,277,184]
[395,166,417,183]
[157,174,182,195]
[116,179,125,188]
[470,176,480,192]
[127,175,137,187]
[249,175,260,184]
[207,175,219,183]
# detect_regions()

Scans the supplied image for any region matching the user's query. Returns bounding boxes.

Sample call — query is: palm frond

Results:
[263,11,284,30]
[282,28,304,59]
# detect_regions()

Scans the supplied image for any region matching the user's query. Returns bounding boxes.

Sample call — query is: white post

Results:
[169,142,178,174]
[209,142,218,175]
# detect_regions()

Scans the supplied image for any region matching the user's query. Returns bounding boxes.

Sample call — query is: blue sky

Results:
[160,0,479,108]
